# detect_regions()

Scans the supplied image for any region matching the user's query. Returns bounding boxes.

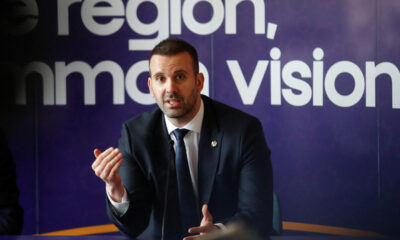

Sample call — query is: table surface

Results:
[0,236,396,240]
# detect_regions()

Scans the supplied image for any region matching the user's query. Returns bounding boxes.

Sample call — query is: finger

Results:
[183,235,201,240]
[99,151,122,179]
[93,148,118,176]
[92,147,113,169]
[202,204,213,222]
[97,148,119,170]
[202,204,208,216]
[102,153,123,180]
[93,148,102,157]
[109,157,123,176]
[188,225,211,234]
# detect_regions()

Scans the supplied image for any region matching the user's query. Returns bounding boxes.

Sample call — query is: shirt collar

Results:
[165,99,204,135]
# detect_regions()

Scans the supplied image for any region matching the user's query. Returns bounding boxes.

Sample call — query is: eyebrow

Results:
[151,69,188,78]
[174,70,188,75]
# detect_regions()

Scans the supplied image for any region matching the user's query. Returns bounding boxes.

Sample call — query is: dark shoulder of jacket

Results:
[202,95,261,128]
[121,107,163,139]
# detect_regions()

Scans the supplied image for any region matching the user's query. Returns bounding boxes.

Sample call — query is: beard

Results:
[156,86,199,121]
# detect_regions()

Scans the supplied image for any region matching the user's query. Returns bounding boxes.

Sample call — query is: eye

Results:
[155,75,165,81]
[176,74,185,81]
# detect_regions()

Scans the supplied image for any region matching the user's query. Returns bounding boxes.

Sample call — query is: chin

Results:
[163,109,182,117]
[166,112,185,119]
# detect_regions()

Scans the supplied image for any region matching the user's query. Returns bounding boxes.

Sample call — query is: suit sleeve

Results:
[0,130,23,235]
[227,117,273,237]
[106,123,153,238]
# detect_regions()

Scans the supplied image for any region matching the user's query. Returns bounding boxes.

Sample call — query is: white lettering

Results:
[6,62,55,105]
[270,47,281,105]
[312,48,324,106]
[55,61,124,105]
[4,50,399,108]
[57,0,82,35]
[227,60,268,105]
[282,61,312,106]
[56,0,268,50]
[170,0,182,34]
[182,0,224,35]
[4,0,39,36]
[325,61,365,107]
[366,62,400,109]
[125,60,154,105]
[127,0,169,51]
[81,0,125,36]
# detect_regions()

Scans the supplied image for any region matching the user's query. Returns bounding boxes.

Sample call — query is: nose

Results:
[165,78,177,93]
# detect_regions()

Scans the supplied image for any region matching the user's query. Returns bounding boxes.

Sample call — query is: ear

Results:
[148,77,154,97]
[196,73,204,92]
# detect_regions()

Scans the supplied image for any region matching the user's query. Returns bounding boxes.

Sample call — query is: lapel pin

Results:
[211,140,218,147]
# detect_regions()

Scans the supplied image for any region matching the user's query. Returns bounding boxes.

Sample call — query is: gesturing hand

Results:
[184,204,219,240]
[91,147,124,202]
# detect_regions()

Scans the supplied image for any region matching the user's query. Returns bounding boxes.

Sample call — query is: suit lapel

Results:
[146,113,173,196]
[198,98,223,205]
[150,115,172,181]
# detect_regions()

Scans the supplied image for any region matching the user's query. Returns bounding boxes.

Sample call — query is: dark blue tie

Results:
[172,129,200,235]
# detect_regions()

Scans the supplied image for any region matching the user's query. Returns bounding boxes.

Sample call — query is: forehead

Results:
[149,52,194,75]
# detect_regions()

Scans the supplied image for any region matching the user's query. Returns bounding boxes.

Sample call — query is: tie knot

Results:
[173,128,189,141]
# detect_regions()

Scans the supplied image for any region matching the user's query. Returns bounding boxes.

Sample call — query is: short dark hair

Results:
[149,38,199,74]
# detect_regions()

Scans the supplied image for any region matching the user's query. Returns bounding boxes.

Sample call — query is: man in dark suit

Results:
[0,129,23,235]
[92,38,272,240]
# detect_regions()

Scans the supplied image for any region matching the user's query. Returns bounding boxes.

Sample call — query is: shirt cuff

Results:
[214,223,227,232]
[106,187,129,217]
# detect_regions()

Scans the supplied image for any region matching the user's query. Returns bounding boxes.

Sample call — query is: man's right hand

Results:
[92,147,124,202]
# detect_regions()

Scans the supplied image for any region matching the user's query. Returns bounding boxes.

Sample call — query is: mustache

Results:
[163,93,183,101]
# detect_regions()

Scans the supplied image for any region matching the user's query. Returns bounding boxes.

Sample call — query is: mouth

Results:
[164,98,183,108]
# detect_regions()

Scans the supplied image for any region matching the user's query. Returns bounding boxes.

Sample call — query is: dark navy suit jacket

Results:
[0,129,23,235]
[107,96,273,239]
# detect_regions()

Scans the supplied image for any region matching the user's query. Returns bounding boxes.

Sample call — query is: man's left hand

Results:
[184,204,219,240]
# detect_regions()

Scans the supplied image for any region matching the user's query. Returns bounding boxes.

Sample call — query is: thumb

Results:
[202,204,213,222]
[94,148,102,158]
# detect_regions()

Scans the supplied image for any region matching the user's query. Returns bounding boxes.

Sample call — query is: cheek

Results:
[154,88,164,99]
